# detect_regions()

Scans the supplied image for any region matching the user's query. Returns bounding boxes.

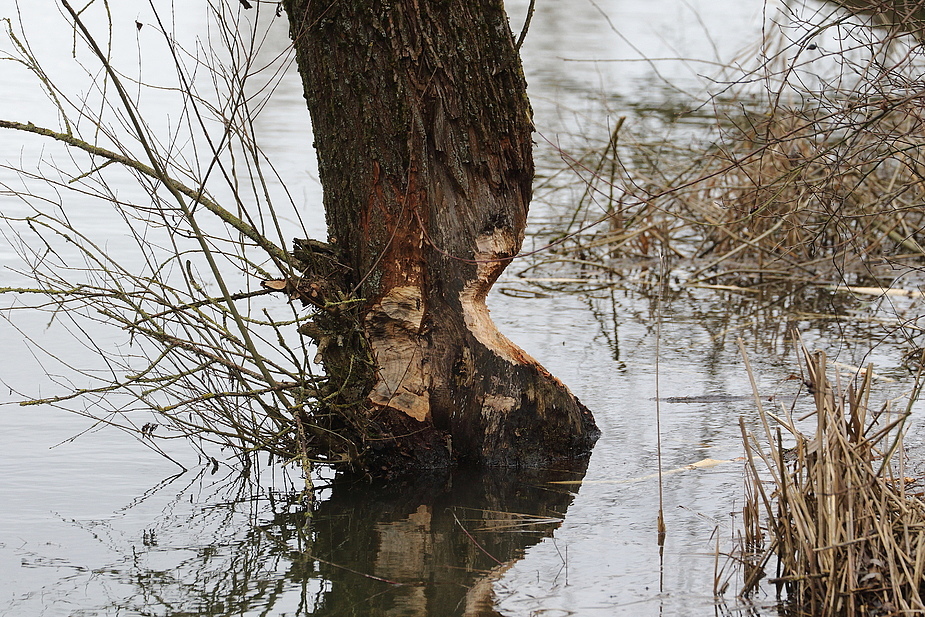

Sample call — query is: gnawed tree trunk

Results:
[281,0,599,473]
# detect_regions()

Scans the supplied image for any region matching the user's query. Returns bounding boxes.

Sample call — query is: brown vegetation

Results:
[731,335,925,614]
[542,0,925,291]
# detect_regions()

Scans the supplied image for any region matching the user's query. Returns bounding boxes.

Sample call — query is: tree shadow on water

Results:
[69,462,591,617]
[275,464,589,616]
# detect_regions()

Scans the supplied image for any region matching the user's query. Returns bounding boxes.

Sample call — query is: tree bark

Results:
[282,0,599,473]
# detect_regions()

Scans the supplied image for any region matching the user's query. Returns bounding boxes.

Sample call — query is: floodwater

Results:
[2,1,924,616]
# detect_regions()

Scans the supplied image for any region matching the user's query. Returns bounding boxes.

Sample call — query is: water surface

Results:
[3,1,924,616]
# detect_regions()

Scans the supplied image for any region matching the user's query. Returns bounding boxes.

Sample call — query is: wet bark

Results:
[281,0,599,473]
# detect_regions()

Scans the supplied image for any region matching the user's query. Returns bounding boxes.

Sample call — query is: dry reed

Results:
[542,0,925,289]
[735,334,925,615]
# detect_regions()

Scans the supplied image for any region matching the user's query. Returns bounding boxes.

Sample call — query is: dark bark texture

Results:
[282,0,599,473]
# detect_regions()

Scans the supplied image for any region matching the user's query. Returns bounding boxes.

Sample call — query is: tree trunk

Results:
[282,0,599,473]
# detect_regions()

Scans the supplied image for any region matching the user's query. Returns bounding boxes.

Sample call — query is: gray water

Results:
[2,1,924,615]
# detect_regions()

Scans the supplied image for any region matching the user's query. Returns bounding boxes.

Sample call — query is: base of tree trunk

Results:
[284,239,600,477]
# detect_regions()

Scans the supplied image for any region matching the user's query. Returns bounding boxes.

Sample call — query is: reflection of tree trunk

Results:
[280,0,599,473]
[371,503,513,616]
[302,464,589,616]
[462,561,513,617]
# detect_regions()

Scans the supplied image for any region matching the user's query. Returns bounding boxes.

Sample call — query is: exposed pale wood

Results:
[366,285,430,421]
[282,0,599,472]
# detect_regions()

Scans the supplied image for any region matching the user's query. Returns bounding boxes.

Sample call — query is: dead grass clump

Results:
[736,337,925,615]
[544,3,925,288]
[692,99,925,274]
